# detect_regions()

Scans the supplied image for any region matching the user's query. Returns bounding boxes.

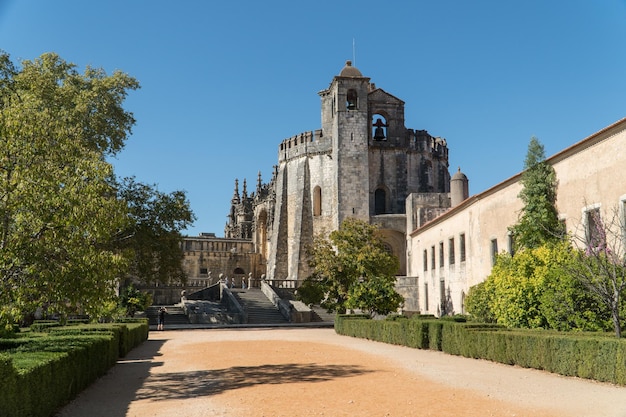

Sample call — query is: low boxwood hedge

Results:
[0,320,149,417]
[335,314,626,385]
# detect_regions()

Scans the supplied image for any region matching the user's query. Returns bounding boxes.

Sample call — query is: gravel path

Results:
[56,328,626,417]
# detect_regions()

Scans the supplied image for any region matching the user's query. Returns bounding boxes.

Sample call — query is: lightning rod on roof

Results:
[352,38,356,67]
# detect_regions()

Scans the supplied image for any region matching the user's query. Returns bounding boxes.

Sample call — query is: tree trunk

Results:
[611,304,622,338]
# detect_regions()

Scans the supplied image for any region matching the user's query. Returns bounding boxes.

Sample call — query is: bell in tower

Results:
[346,89,358,110]
[373,118,387,141]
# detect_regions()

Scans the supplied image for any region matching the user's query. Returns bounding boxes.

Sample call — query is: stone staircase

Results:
[231,288,289,324]
[273,287,334,324]
[310,305,335,323]
[145,305,189,326]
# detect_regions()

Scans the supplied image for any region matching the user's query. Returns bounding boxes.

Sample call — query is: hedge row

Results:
[0,320,149,417]
[335,315,626,385]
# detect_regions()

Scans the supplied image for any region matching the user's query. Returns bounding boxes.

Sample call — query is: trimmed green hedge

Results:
[0,320,148,417]
[335,315,626,385]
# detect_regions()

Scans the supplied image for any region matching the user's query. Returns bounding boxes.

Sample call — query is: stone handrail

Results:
[220,284,247,323]
[261,280,312,322]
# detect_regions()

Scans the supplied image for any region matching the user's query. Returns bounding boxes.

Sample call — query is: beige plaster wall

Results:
[408,118,626,316]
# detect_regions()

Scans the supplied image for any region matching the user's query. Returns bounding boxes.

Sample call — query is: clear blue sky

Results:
[1,1,625,237]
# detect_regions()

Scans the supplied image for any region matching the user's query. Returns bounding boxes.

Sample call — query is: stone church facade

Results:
[222,61,452,286]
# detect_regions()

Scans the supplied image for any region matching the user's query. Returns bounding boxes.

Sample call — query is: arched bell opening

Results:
[372,113,388,141]
[346,89,358,110]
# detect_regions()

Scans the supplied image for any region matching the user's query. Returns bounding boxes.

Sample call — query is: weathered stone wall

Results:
[262,62,451,282]
[334,76,371,226]
[182,236,265,286]
[395,276,419,312]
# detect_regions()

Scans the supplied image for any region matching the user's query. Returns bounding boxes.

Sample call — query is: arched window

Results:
[313,186,322,216]
[374,189,386,214]
[346,89,357,110]
[372,114,387,141]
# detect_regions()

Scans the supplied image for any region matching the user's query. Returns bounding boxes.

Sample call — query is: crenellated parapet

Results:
[278,129,331,163]
[368,127,448,160]
[406,129,449,159]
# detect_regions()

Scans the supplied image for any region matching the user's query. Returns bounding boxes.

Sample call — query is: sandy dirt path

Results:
[56,328,626,417]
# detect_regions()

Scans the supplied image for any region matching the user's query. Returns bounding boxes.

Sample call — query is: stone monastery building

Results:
[182,61,626,316]
[221,60,453,284]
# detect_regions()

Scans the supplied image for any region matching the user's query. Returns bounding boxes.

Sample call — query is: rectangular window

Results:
[491,238,498,265]
[586,207,604,249]
[423,250,428,271]
[424,283,429,311]
[508,233,515,256]
[313,186,322,216]
[200,268,208,275]
[439,242,444,268]
[459,233,466,262]
[440,279,447,315]
[448,237,455,265]
[431,246,435,270]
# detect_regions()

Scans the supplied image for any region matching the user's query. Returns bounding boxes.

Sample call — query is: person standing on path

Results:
[157,306,167,331]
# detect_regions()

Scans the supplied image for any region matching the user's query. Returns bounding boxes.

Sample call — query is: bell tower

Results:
[319,61,371,226]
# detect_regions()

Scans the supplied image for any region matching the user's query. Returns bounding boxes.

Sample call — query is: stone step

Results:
[145,305,189,325]
[310,306,335,323]
[231,288,288,324]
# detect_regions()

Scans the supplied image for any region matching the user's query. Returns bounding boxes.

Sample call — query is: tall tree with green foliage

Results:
[0,52,138,326]
[0,51,195,327]
[509,137,565,251]
[300,218,402,315]
[114,177,195,285]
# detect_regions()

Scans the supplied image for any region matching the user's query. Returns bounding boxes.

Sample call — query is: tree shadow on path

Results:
[55,338,166,417]
[136,363,373,401]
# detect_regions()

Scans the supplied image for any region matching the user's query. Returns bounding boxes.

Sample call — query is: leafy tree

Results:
[465,281,496,323]
[538,244,610,332]
[302,218,402,315]
[119,283,153,317]
[567,207,626,338]
[465,242,610,331]
[113,177,195,285]
[487,250,548,328]
[0,51,138,326]
[509,137,565,251]
[345,275,404,316]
